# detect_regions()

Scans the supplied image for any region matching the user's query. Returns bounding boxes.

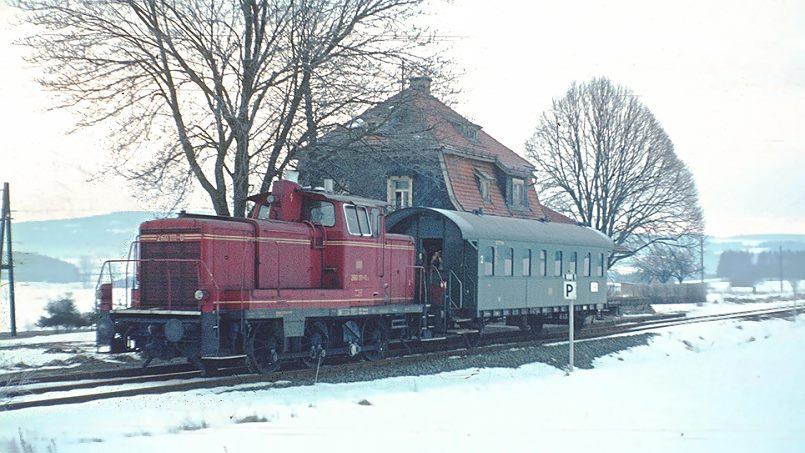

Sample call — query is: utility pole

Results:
[779,244,784,296]
[700,234,705,284]
[0,182,17,336]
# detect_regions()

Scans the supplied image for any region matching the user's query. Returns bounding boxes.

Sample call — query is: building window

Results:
[598,253,606,277]
[504,247,514,276]
[474,169,493,203]
[539,250,547,276]
[584,252,591,277]
[554,250,563,277]
[387,176,412,210]
[479,178,490,202]
[569,251,578,275]
[482,246,495,276]
[344,205,372,236]
[521,249,532,276]
[511,178,526,207]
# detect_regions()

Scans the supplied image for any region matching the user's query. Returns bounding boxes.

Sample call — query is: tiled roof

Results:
[336,84,576,224]
[407,90,535,173]
[442,154,575,223]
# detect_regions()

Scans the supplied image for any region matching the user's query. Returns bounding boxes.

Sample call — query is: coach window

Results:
[569,251,578,275]
[504,247,514,276]
[583,252,591,277]
[539,249,547,276]
[482,246,495,276]
[598,253,606,277]
[554,250,563,277]
[521,249,532,276]
[303,200,336,227]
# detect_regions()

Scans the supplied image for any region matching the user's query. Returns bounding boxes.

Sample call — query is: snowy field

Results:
[0,282,96,332]
[2,312,804,452]
[0,331,116,372]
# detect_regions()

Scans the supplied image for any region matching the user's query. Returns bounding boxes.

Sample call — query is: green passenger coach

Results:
[386,207,614,333]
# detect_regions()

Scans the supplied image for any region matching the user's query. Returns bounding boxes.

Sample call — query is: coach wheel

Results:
[246,323,282,374]
[301,321,329,368]
[361,319,388,361]
[527,316,544,336]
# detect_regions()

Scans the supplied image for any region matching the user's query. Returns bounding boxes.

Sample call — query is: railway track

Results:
[1,304,801,412]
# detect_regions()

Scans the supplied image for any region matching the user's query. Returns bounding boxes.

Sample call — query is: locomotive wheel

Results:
[527,316,544,336]
[464,322,484,348]
[246,323,282,374]
[301,321,329,368]
[361,319,388,361]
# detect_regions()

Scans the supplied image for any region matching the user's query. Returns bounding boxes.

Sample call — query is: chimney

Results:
[409,76,432,94]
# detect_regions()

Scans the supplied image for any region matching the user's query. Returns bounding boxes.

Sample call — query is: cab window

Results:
[257,204,271,220]
[303,200,336,227]
[344,204,372,236]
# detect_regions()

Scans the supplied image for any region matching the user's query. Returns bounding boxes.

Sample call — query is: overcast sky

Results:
[0,0,803,237]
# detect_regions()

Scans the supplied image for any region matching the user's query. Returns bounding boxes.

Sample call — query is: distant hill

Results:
[12,252,81,283]
[12,211,159,262]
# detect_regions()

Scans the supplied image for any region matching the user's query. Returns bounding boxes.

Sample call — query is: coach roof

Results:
[387,207,614,249]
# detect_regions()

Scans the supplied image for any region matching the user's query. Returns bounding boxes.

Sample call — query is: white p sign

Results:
[564,281,577,300]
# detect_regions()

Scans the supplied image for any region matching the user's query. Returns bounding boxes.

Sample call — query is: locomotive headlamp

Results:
[194,289,207,301]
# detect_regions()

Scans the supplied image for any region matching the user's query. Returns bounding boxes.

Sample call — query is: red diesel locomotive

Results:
[96,180,425,373]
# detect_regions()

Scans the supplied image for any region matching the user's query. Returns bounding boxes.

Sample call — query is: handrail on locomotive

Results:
[95,257,222,312]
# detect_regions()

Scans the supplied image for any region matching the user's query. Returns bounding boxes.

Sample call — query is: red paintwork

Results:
[135,181,416,314]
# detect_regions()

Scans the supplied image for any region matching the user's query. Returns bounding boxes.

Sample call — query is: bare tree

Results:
[525,77,704,265]
[13,0,450,217]
[634,242,700,284]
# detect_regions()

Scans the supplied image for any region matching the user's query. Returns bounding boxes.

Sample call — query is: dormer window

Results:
[453,122,479,140]
[511,178,526,207]
[474,168,493,203]
[479,179,489,202]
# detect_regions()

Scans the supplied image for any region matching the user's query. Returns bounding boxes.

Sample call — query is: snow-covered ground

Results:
[2,312,804,452]
[0,331,106,371]
[651,299,804,317]
[0,282,96,332]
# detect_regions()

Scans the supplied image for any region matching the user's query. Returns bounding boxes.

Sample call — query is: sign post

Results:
[564,277,577,373]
